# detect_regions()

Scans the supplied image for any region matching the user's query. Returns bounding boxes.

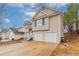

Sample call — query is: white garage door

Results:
[33,32,57,42]
[44,32,57,42]
[33,32,44,41]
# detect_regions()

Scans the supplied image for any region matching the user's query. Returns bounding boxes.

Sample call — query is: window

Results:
[35,19,44,27]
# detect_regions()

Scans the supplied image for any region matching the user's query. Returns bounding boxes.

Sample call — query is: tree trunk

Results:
[76,23,79,34]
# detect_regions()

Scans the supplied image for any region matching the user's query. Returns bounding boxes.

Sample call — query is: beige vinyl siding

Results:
[32,17,49,31]
[60,15,64,37]
[32,7,63,43]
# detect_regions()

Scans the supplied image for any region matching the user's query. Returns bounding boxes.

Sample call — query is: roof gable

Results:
[32,7,61,20]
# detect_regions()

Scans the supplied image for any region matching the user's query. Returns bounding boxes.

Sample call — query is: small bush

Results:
[76,30,79,35]
[19,37,24,40]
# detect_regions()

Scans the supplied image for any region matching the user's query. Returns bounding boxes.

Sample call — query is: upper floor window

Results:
[35,18,44,27]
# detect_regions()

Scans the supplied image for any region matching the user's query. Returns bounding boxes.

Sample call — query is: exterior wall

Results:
[32,8,63,43]
[60,15,64,37]
[49,15,60,43]
[32,17,49,31]
[18,27,29,33]
[50,15,63,43]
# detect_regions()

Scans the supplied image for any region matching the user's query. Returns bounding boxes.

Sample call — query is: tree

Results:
[64,3,79,31]
[23,20,32,32]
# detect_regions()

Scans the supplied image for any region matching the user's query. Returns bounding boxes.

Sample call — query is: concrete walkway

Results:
[0,41,58,56]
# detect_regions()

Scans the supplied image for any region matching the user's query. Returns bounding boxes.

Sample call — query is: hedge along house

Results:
[32,7,64,43]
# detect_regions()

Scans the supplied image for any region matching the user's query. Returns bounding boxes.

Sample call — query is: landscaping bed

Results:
[52,34,79,56]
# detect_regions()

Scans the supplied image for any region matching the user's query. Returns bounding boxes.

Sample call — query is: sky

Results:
[0,3,68,29]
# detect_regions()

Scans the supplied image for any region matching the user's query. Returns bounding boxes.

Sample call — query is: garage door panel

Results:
[33,32,57,42]
[44,32,57,42]
[33,32,43,41]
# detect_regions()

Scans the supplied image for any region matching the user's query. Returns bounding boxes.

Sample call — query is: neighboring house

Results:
[73,23,79,30]
[11,28,24,40]
[32,7,64,43]
[1,29,16,40]
[18,22,32,40]
[1,29,10,39]
[18,27,29,33]
[8,29,16,40]
[18,27,26,40]
[1,28,24,40]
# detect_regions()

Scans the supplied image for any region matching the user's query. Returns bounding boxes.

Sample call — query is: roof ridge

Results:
[40,6,62,14]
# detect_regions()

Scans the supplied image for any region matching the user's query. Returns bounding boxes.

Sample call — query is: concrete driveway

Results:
[0,41,58,56]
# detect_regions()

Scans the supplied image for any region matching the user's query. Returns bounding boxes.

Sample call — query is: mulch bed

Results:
[51,33,79,56]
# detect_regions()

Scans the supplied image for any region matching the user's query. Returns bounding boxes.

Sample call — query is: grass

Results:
[0,40,23,47]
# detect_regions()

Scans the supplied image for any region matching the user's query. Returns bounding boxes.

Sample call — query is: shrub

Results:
[19,37,24,40]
